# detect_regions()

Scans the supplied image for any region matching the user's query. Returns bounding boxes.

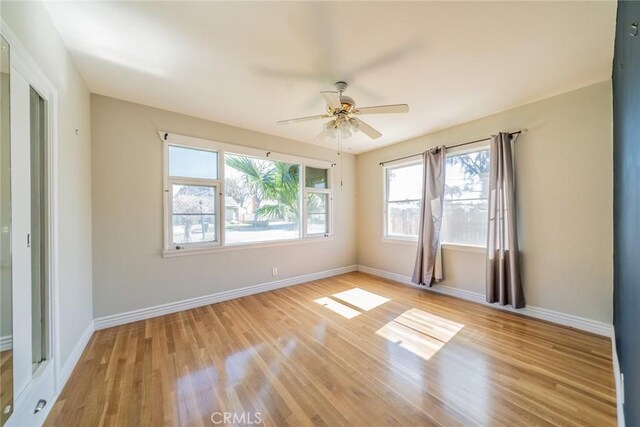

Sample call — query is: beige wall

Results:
[91,95,357,318]
[1,1,93,364]
[357,81,613,323]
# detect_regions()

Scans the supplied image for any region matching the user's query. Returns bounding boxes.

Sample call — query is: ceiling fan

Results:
[277,81,409,140]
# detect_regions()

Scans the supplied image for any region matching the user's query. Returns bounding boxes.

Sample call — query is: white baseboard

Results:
[0,334,12,352]
[357,265,613,337]
[94,265,358,330]
[611,331,626,427]
[57,321,95,392]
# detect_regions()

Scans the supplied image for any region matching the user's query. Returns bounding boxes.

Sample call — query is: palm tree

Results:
[225,155,300,225]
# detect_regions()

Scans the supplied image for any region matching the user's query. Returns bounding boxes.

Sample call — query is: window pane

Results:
[172,184,217,244]
[169,145,218,179]
[443,150,490,201]
[307,192,328,234]
[387,201,420,237]
[441,200,488,246]
[441,149,490,245]
[225,154,300,244]
[306,166,328,189]
[387,163,422,201]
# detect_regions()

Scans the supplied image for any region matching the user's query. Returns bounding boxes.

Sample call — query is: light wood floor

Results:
[1,350,12,425]
[45,272,616,426]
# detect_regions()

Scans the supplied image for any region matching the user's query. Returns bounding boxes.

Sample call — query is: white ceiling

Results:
[44,1,615,154]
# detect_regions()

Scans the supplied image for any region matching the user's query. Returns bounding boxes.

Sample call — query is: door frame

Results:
[0,17,61,426]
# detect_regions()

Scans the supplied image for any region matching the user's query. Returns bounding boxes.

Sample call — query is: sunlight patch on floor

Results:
[332,287,390,311]
[314,297,361,319]
[376,309,464,361]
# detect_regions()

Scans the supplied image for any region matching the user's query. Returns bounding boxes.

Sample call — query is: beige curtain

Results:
[412,146,446,286]
[486,133,525,308]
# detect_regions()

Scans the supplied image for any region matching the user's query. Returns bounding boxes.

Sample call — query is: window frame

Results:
[303,165,332,238]
[383,159,423,241]
[305,184,332,237]
[382,143,491,248]
[168,178,221,249]
[162,132,334,256]
[440,144,491,247]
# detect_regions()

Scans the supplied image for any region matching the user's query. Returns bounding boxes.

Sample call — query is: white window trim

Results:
[441,242,486,253]
[382,144,491,250]
[161,131,334,257]
[379,237,485,253]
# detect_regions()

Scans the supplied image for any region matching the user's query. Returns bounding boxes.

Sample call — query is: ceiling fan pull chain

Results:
[338,132,344,189]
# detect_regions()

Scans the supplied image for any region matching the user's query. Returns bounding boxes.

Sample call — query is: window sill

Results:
[441,243,486,253]
[380,238,486,253]
[381,236,418,245]
[162,235,334,258]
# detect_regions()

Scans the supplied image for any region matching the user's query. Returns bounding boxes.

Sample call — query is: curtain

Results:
[486,133,525,308]
[412,146,446,286]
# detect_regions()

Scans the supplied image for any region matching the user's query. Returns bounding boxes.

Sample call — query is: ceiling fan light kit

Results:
[278,81,409,142]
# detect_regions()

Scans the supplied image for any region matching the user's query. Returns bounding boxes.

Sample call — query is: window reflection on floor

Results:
[332,288,390,311]
[314,297,361,319]
[315,287,391,319]
[376,309,464,361]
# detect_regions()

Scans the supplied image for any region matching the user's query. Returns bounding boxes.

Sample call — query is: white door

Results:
[5,59,55,427]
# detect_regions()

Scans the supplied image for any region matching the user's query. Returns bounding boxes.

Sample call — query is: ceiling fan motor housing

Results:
[333,81,355,112]
[334,81,349,92]
[339,95,355,111]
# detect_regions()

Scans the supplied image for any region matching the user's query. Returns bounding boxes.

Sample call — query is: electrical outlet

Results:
[272,267,278,276]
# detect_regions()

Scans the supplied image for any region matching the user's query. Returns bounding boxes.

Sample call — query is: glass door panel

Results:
[30,87,47,371]
[0,35,12,426]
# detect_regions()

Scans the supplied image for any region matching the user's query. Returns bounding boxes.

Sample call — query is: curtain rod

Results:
[379,130,525,166]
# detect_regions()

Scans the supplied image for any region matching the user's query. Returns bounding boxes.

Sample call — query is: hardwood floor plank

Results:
[45,272,616,426]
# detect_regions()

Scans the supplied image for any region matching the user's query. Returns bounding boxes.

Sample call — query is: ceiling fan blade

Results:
[320,91,342,111]
[277,114,329,125]
[252,65,325,82]
[354,119,382,140]
[355,104,409,115]
[351,40,422,76]
[314,129,332,143]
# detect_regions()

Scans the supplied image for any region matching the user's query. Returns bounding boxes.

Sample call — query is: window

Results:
[441,148,490,246]
[224,154,301,244]
[384,146,490,247]
[385,162,422,238]
[167,145,219,248]
[172,184,217,244]
[305,167,331,236]
[164,133,333,253]
[169,145,218,180]
[305,166,328,189]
